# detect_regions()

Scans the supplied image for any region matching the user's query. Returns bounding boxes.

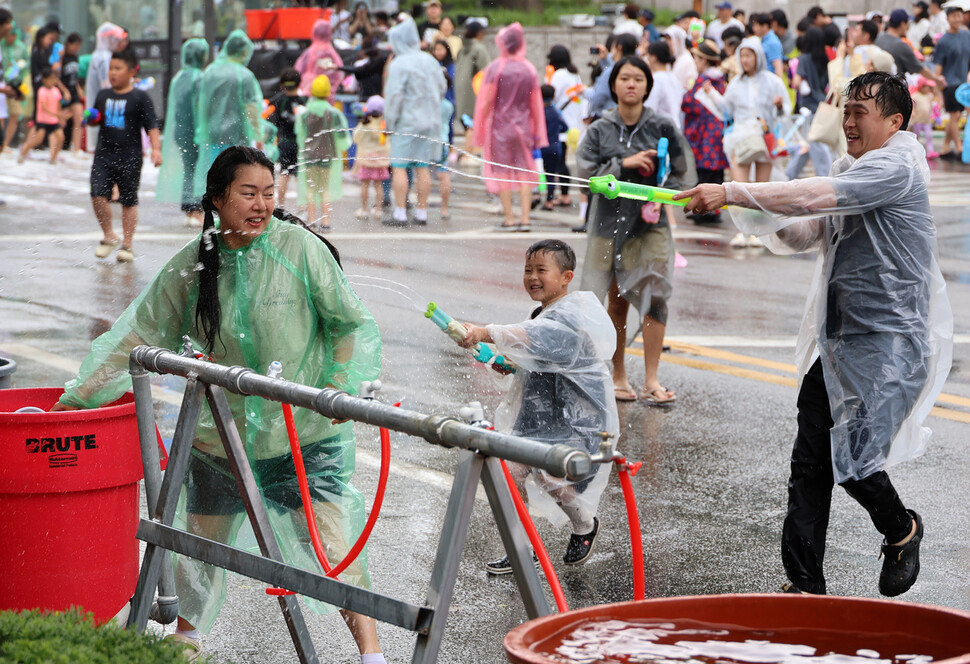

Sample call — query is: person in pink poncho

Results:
[295,20,344,98]
[473,22,547,230]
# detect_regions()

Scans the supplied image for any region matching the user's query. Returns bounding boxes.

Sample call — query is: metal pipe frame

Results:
[127,346,564,663]
[129,345,592,481]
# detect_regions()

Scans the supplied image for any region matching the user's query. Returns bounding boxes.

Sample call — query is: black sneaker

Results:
[879,510,923,597]
[485,551,540,576]
[563,517,599,565]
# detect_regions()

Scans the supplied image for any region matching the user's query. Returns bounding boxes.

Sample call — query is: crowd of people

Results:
[0,3,960,662]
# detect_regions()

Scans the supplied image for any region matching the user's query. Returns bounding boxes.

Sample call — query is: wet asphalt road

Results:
[1,148,969,664]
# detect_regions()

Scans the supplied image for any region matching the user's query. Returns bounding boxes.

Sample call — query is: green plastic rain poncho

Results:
[1,26,29,89]
[383,16,446,165]
[726,130,953,483]
[59,217,382,631]
[193,30,262,196]
[295,97,350,207]
[157,38,208,209]
[487,291,619,528]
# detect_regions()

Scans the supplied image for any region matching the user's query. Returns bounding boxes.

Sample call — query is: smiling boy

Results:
[90,49,161,263]
[677,72,952,598]
[461,240,619,573]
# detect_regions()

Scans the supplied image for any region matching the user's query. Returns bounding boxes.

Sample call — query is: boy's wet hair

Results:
[280,67,301,88]
[527,239,576,272]
[844,71,912,130]
[111,49,139,71]
[540,84,555,101]
[66,32,83,45]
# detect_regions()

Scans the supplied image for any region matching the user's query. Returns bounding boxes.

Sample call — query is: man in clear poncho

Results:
[193,30,262,197]
[461,240,619,573]
[84,22,127,151]
[383,15,446,225]
[54,146,385,659]
[678,72,953,597]
[157,38,208,226]
[472,22,547,229]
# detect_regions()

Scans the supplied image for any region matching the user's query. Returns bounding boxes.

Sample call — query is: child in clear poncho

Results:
[53,146,388,663]
[676,73,952,598]
[461,240,619,574]
[296,74,350,231]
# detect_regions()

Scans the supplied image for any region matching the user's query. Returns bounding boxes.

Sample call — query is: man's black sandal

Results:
[878,509,923,597]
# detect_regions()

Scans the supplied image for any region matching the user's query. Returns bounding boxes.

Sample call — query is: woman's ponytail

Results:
[195,193,222,355]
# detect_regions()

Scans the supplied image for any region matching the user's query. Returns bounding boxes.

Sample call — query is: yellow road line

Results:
[626,345,970,424]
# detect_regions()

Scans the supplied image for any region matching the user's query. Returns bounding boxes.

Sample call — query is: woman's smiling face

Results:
[213,164,276,250]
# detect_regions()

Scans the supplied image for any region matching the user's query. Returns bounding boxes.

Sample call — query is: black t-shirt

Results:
[267,91,307,143]
[93,88,159,163]
[61,53,80,100]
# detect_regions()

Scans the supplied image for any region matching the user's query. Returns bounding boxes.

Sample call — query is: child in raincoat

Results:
[351,94,389,220]
[296,74,350,231]
[461,240,619,574]
[157,38,208,227]
[52,145,387,664]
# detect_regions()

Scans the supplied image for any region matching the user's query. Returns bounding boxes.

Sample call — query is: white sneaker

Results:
[729,232,747,248]
[746,234,764,248]
[94,238,121,258]
[355,207,369,220]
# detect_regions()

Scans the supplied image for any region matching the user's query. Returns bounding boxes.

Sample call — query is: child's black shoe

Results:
[485,552,540,576]
[563,517,599,566]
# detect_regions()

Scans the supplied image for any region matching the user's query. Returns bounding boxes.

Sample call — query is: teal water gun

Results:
[425,302,516,373]
[532,149,547,194]
[588,174,689,206]
[655,137,669,186]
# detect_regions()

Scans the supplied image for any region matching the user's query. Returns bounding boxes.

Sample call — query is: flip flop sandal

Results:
[614,386,637,402]
[641,388,676,406]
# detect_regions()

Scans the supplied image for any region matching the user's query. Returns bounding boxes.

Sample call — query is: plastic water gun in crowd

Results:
[655,137,669,186]
[461,113,474,129]
[425,303,517,373]
[771,108,812,157]
[588,174,690,206]
[563,82,585,104]
[82,108,102,126]
[262,98,277,120]
[532,148,547,193]
[134,76,156,91]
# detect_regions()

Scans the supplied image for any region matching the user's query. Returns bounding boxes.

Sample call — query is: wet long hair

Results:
[548,44,578,74]
[196,145,342,355]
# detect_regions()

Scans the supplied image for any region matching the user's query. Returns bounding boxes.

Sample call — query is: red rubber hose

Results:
[500,459,569,613]
[616,457,645,600]
[280,402,395,580]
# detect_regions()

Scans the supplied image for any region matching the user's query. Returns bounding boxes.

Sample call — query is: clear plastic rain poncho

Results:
[293,20,344,99]
[472,22,547,193]
[488,291,619,527]
[193,30,263,197]
[383,16,446,166]
[727,130,953,483]
[295,96,351,206]
[84,23,127,108]
[59,218,382,631]
[576,107,696,324]
[156,38,208,209]
[713,37,790,158]
[661,25,698,90]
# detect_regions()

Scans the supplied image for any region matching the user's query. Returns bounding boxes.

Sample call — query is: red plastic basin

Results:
[0,388,145,623]
[505,594,970,664]
[277,7,332,40]
[245,9,279,40]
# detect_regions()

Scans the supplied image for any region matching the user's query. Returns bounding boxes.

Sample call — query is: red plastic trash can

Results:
[0,388,145,623]
[277,7,332,40]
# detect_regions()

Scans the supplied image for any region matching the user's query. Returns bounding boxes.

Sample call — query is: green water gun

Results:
[425,303,516,373]
[587,174,689,206]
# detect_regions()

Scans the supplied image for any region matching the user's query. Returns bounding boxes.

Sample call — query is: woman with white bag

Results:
[703,36,789,245]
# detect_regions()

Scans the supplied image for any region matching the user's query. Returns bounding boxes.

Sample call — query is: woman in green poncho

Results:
[157,38,208,227]
[193,30,263,199]
[52,146,387,663]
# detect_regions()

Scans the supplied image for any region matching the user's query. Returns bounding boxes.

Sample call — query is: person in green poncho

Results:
[52,146,388,664]
[296,74,350,232]
[1,20,28,153]
[193,30,262,199]
[157,38,208,228]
